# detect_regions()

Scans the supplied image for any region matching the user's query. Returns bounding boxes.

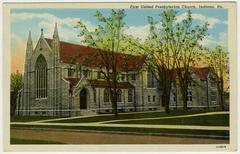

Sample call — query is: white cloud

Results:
[11,12,96,43]
[123,25,149,40]
[176,12,226,29]
[200,32,227,49]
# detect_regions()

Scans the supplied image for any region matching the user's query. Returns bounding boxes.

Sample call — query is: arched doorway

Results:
[80,88,87,109]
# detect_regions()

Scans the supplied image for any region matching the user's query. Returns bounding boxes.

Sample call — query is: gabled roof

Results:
[89,80,134,89]
[45,38,146,71]
[65,78,80,87]
[169,67,210,80]
[191,67,210,79]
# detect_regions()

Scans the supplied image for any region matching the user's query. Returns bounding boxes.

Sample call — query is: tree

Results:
[75,9,134,117]
[206,46,229,110]
[174,10,209,111]
[10,71,23,116]
[125,10,204,113]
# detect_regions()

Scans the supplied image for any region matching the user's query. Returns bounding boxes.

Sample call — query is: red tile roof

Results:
[45,38,146,71]
[191,67,210,79]
[65,78,80,86]
[89,80,134,89]
[169,67,210,80]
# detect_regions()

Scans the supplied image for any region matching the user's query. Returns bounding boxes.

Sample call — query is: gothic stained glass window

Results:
[35,55,47,98]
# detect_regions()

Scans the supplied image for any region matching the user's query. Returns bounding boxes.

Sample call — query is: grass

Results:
[48,110,208,123]
[108,114,229,126]
[11,138,63,144]
[11,124,229,138]
[11,116,56,122]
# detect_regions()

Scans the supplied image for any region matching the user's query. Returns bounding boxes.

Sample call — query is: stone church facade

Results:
[16,24,222,117]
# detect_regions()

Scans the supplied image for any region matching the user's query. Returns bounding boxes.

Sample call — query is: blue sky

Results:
[10,8,228,73]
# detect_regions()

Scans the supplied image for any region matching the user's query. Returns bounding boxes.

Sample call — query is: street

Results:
[11,128,229,144]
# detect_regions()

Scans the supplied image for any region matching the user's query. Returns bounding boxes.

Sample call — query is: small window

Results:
[97,72,101,79]
[93,88,96,102]
[187,90,192,102]
[172,81,176,88]
[128,89,133,102]
[211,91,217,103]
[173,91,177,102]
[147,71,156,88]
[117,89,122,102]
[148,95,151,102]
[131,74,136,81]
[152,96,155,102]
[83,70,88,77]
[109,73,113,80]
[210,78,215,84]
[121,74,125,81]
[68,68,74,77]
[104,89,109,102]
[189,80,192,86]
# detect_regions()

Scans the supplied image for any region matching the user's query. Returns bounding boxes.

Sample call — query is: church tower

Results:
[21,31,33,115]
[51,23,62,116]
[52,23,60,58]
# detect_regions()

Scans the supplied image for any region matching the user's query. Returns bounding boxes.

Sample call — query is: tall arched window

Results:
[117,89,122,102]
[35,55,47,98]
[104,89,109,102]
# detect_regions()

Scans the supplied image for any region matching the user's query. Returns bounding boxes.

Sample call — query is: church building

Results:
[16,24,222,117]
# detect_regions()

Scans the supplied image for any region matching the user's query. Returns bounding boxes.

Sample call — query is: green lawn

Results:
[48,110,208,123]
[11,111,229,138]
[11,116,56,122]
[108,114,229,126]
[11,138,63,144]
[11,124,229,138]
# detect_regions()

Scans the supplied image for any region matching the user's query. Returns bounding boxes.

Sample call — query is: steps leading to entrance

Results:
[80,109,97,116]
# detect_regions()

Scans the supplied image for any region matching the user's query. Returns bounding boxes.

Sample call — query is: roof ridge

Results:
[45,38,145,58]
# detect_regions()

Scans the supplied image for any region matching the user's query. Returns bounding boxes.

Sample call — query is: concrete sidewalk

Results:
[32,111,229,124]
[11,121,229,131]
[33,110,165,123]
[97,111,229,124]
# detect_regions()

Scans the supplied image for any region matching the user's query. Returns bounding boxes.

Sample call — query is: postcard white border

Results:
[2,1,237,152]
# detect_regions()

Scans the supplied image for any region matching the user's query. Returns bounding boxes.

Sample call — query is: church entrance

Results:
[80,88,87,109]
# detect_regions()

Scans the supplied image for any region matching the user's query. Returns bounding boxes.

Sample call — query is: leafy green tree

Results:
[75,9,134,117]
[125,10,193,113]
[206,46,229,110]
[174,10,209,111]
[10,71,23,116]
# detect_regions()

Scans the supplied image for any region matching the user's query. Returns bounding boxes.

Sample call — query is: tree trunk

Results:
[220,92,224,111]
[183,87,188,111]
[10,91,17,117]
[162,81,171,114]
[220,78,225,111]
[112,100,118,118]
[110,89,118,118]
[180,84,188,111]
